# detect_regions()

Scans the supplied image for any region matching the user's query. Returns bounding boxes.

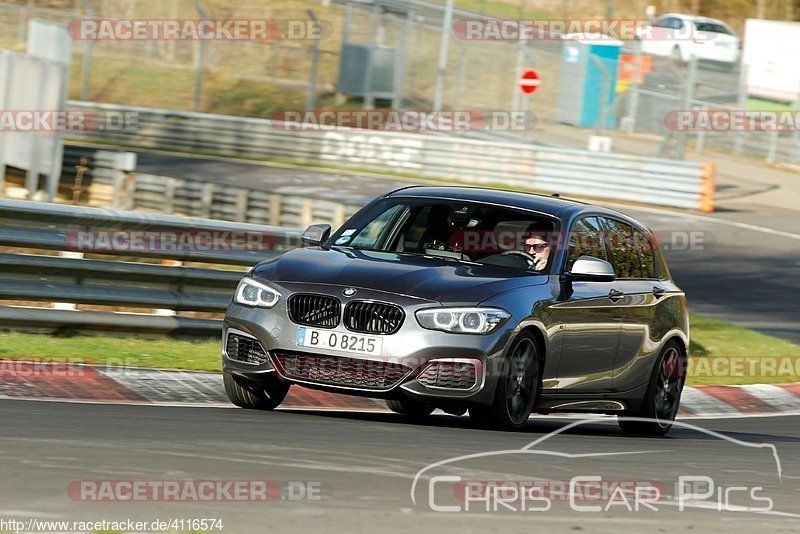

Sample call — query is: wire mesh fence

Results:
[2,0,799,164]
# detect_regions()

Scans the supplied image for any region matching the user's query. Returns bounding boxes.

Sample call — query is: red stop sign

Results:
[519,69,540,94]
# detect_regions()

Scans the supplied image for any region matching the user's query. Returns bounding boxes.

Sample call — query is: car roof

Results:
[661,13,729,25]
[383,185,584,216]
[383,185,650,231]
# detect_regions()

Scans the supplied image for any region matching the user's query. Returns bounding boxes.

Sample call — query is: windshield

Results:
[328,197,558,273]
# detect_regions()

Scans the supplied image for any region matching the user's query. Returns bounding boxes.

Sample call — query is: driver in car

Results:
[522,234,550,271]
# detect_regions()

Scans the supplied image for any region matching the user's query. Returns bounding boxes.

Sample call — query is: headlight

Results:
[416,307,510,334]
[234,277,281,308]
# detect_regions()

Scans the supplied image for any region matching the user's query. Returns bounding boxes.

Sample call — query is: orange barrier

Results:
[618,54,653,83]
[699,162,716,213]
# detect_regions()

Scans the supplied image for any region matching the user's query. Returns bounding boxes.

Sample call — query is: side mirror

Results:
[565,256,616,282]
[301,224,332,246]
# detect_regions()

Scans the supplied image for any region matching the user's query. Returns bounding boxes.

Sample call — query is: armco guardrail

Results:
[66,101,716,212]
[0,199,302,336]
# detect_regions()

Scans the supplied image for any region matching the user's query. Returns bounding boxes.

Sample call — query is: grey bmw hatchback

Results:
[222,186,688,435]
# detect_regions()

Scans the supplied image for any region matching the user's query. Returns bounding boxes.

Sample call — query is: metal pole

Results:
[675,54,698,160]
[433,0,454,111]
[79,0,95,101]
[46,62,70,202]
[17,5,27,45]
[733,62,748,153]
[193,0,207,112]
[0,52,9,195]
[305,9,320,111]
[511,1,526,113]
[363,3,380,110]
[622,37,642,133]
[453,39,465,110]
[790,74,800,164]
[393,9,413,109]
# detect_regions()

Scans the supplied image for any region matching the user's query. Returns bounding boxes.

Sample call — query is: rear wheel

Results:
[223,370,289,410]
[470,333,541,431]
[386,398,435,418]
[618,341,685,437]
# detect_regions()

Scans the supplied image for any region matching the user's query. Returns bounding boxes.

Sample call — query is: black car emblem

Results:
[342,287,357,297]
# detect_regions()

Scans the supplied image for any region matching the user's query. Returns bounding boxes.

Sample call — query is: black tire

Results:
[618,341,686,437]
[470,332,541,431]
[386,398,435,418]
[223,370,289,410]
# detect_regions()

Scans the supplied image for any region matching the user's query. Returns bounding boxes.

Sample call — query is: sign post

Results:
[519,69,539,126]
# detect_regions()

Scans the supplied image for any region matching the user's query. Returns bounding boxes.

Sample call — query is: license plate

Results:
[296,327,383,356]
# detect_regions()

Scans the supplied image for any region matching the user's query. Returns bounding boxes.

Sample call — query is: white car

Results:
[636,14,741,65]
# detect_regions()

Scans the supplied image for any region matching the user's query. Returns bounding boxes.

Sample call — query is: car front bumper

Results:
[221,282,513,406]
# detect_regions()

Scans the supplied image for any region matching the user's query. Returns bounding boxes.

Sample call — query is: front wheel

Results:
[223,370,290,410]
[618,341,685,437]
[470,333,541,431]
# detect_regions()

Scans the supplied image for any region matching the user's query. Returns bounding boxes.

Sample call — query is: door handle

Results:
[652,286,666,299]
[608,289,625,302]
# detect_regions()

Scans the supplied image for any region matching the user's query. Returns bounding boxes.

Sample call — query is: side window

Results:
[652,17,669,28]
[634,228,656,279]
[565,216,606,271]
[602,218,641,279]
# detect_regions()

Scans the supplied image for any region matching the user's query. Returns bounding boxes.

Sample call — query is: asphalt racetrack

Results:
[1,399,798,532]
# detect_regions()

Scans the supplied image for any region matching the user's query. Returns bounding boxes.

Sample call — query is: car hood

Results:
[251,247,548,304]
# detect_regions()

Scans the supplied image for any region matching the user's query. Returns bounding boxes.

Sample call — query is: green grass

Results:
[688,315,800,385]
[746,98,798,112]
[0,314,798,385]
[0,332,221,371]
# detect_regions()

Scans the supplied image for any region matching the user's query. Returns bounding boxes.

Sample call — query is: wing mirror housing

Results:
[563,256,616,282]
[301,224,332,246]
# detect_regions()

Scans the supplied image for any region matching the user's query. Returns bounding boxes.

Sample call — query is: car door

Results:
[550,216,623,393]
[604,221,680,392]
